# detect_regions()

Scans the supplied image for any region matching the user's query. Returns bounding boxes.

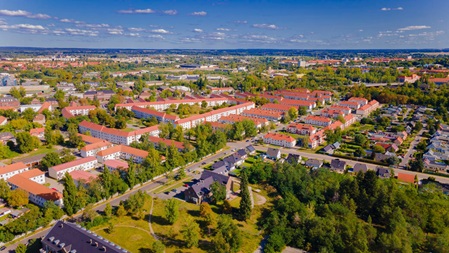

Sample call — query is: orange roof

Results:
[8,175,62,201]
[348,97,368,103]
[69,170,98,183]
[30,127,45,135]
[79,120,159,138]
[339,101,360,106]
[219,114,268,125]
[0,162,28,175]
[77,134,105,144]
[0,116,6,123]
[243,108,283,117]
[344,114,356,121]
[305,115,332,123]
[131,106,179,121]
[264,132,295,142]
[50,157,97,172]
[207,121,230,129]
[261,103,296,112]
[288,123,316,131]
[37,102,51,113]
[80,141,111,152]
[97,145,148,158]
[148,136,185,150]
[19,168,45,179]
[397,173,415,184]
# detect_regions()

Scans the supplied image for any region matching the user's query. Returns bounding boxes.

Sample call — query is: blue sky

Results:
[0,0,447,49]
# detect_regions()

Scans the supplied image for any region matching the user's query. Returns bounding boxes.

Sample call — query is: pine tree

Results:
[239,171,252,221]
[63,173,78,216]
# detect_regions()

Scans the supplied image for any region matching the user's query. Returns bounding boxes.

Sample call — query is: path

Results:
[400,129,425,167]
[148,196,159,240]
[253,192,267,206]
[93,224,153,237]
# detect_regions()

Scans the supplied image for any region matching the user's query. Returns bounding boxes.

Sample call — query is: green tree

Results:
[152,240,165,253]
[41,152,62,171]
[200,202,216,234]
[212,215,242,253]
[15,243,27,253]
[7,189,29,208]
[0,179,11,199]
[241,119,257,138]
[239,171,252,221]
[22,108,37,122]
[104,203,112,218]
[116,203,127,217]
[354,134,367,146]
[63,173,79,216]
[288,107,298,120]
[181,217,200,248]
[211,181,226,204]
[165,199,179,224]
[16,132,40,153]
[373,144,386,154]
[298,106,308,116]
[354,147,366,157]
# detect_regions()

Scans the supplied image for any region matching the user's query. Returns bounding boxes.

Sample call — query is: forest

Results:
[246,160,449,253]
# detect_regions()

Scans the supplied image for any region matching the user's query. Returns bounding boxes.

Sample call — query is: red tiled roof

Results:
[80,141,111,152]
[131,106,179,121]
[97,145,148,158]
[305,115,332,123]
[219,114,267,126]
[77,134,105,144]
[8,175,62,201]
[0,116,6,124]
[242,108,283,117]
[30,127,45,135]
[0,162,28,175]
[264,132,295,142]
[288,123,316,131]
[104,159,129,169]
[19,168,45,179]
[50,157,97,172]
[261,103,296,112]
[69,170,98,183]
[148,136,185,150]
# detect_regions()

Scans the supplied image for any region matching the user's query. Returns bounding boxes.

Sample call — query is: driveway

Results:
[400,129,425,167]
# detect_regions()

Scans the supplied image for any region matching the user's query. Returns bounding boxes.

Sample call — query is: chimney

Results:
[95,242,99,248]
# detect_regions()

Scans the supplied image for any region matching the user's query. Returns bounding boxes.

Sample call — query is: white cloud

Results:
[118,9,155,14]
[381,7,403,11]
[128,33,140,37]
[163,10,177,15]
[217,28,230,31]
[191,11,207,16]
[60,18,74,23]
[151,28,170,34]
[128,27,145,32]
[202,32,226,40]
[107,28,124,35]
[0,9,30,17]
[398,25,431,31]
[65,28,98,37]
[0,9,51,19]
[243,34,278,44]
[193,28,203,33]
[13,24,45,30]
[235,20,248,24]
[252,23,279,30]
[148,34,164,40]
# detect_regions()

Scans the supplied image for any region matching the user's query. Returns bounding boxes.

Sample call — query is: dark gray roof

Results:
[246,145,255,152]
[376,167,391,178]
[266,148,280,158]
[200,170,230,185]
[305,159,322,167]
[323,145,334,152]
[330,159,346,170]
[236,149,247,157]
[286,154,301,164]
[353,163,368,173]
[42,221,129,253]
[223,153,243,165]
[190,170,231,197]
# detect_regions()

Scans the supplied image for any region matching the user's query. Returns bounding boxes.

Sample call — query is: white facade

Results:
[49,158,98,180]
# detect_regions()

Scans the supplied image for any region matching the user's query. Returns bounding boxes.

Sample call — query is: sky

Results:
[0,0,448,49]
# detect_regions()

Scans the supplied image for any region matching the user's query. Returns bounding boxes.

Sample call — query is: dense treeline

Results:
[246,160,449,253]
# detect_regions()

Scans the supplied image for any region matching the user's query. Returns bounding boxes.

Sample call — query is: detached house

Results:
[184,170,233,204]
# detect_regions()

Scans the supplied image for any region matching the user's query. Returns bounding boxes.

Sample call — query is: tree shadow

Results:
[198,239,214,252]
[150,214,171,226]
[138,248,152,253]
[187,209,200,217]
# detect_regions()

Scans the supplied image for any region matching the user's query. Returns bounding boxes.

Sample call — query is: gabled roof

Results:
[330,159,346,170]
[286,154,301,164]
[8,174,62,201]
[266,147,281,158]
[353,163,368,173]
[0,162,28,175]
[50,157,97,172]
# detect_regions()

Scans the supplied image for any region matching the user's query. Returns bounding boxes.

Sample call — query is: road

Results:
[400,129,425,167]
[3,148,230,252]
[228,141,449,184]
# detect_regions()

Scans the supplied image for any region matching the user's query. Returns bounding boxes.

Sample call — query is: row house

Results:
[61,105,96,119]
[115,97,233,111]
[263,133,297,148]
[49,157,98,180]
[328,105,352,115]
[131,106,179,123]
[348,97,368,106]
[80,141,113,157]
[19,168,45,184]
[8,174,63,207]
[77,133,105,144]
[339,101,361,110]
[210,87,234,94]
[0,97,20,108]
[261,103,296,113]
[96,145,148,164]
[321,109,345,118]
[79,121,160,145]
[282,99,315,110]
[173,102,255,129]
[356,100,381,117]
[219,114,268,128]
[0,162,29,181]
[275,91,310,101]
[241,108,283,121]
[148,136,186,152]
[83,90,115,101]
[207,121,230,131]
[287,123,317,136]
[309,130,326,149]
[304,115,332,127]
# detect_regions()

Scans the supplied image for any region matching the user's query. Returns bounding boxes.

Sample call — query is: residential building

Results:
[330,159,346,173]
[356,100,381,117]
[131,106,179,123]
[352,163,369,173]
[305,159,323,169]
[184,170,233,204]
[104,159,129,171]
[218,114,268,128]
[263,133,296,148]
[80,141,113,157]
[41,221,130,253]
[69,170,98,186]
[286,154,301,164]
[30,127,45,139]
[8,174,63,207]
[266,148,281,160]
[148,136,186,151]
[0,162,29,181]
[61,105,96,119]
[261,103,296,113]
[0,116,7,126]
[304,115,332,127]
[339,101,361,110]
[49,157,98,180]
[287,123,316,136]
[83,90,115,100]
[242,108,283,121]
[348,97,368,106]
[96,145,148,164]
[19,168,45,184]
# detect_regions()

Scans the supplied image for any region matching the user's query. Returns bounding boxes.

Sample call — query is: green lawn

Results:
[90,199,155,253]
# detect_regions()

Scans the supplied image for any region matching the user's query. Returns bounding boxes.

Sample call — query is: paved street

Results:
[400,129,425,167]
